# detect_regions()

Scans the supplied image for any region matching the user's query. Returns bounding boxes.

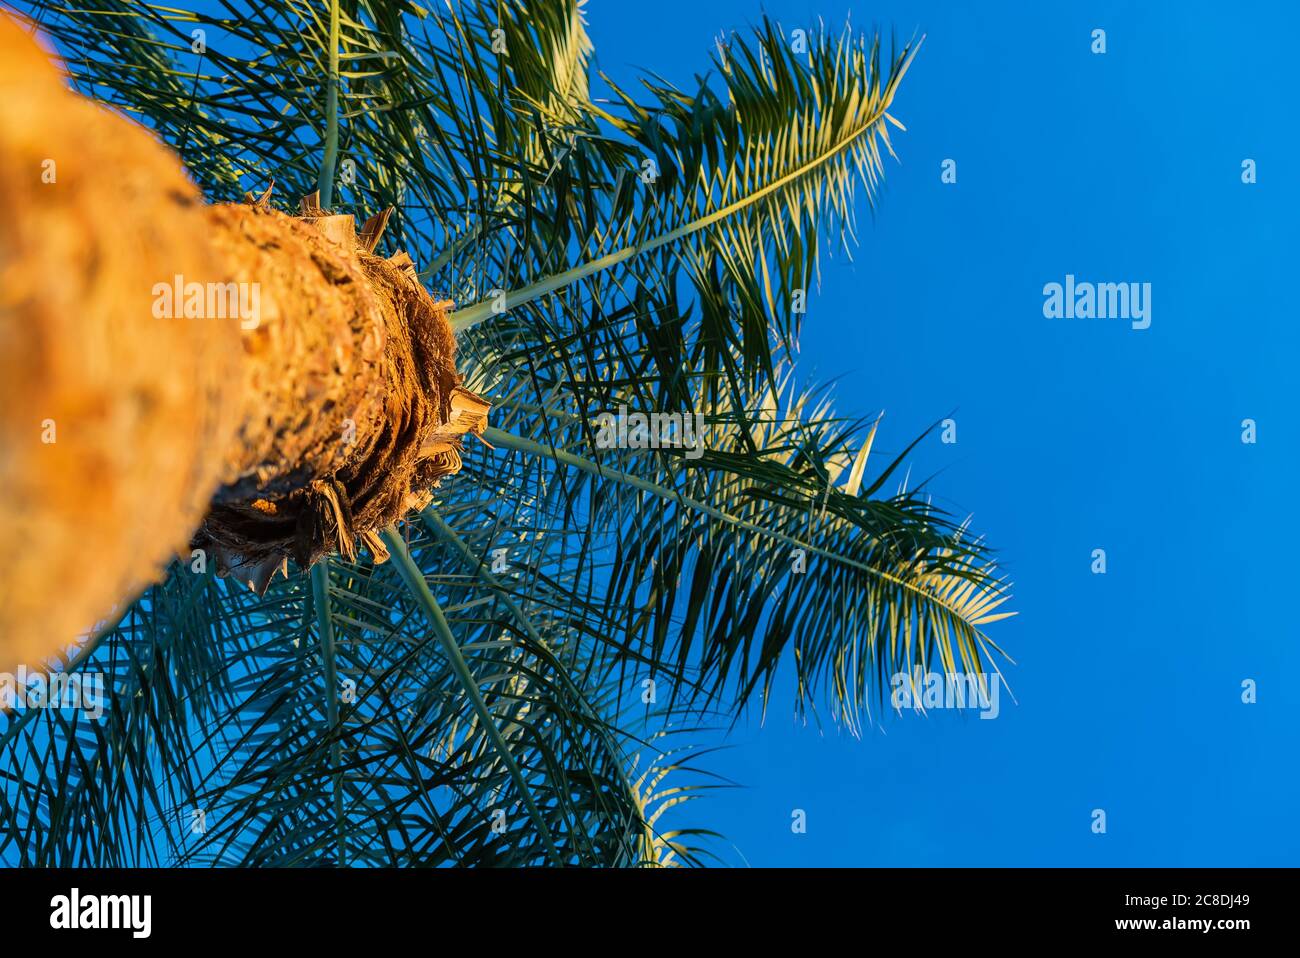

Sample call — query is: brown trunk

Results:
[0,15,488,669]
[196,197,489,589]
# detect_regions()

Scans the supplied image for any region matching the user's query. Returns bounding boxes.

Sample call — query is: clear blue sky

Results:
[583,0,1299,865]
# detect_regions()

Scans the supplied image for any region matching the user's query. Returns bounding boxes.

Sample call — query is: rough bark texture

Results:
[0,15,242,670]
[195,202,486,589]
[0,14,489,668]
[210,203,388,493]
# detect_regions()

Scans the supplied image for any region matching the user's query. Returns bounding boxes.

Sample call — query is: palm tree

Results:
[0,0,1012,866]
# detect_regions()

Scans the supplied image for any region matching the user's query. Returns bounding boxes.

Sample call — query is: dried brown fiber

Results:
[195,200,482,589]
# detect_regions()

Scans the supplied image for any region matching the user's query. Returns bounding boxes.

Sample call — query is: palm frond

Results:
[454,363,1012,732]
[0,536,708,866]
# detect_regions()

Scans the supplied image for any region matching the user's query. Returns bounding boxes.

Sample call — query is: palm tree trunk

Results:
[0,15,488,669]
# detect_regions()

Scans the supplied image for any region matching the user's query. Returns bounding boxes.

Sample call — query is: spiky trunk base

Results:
[196,197,489,590]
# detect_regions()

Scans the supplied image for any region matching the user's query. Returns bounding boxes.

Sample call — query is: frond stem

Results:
[449,43,917,333]
[311,559,347,866]
[316,0,341,207]
[379,525,561,864]
[479,424,991,633]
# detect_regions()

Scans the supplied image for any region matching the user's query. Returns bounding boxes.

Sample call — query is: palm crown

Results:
[0,0,1012,866]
